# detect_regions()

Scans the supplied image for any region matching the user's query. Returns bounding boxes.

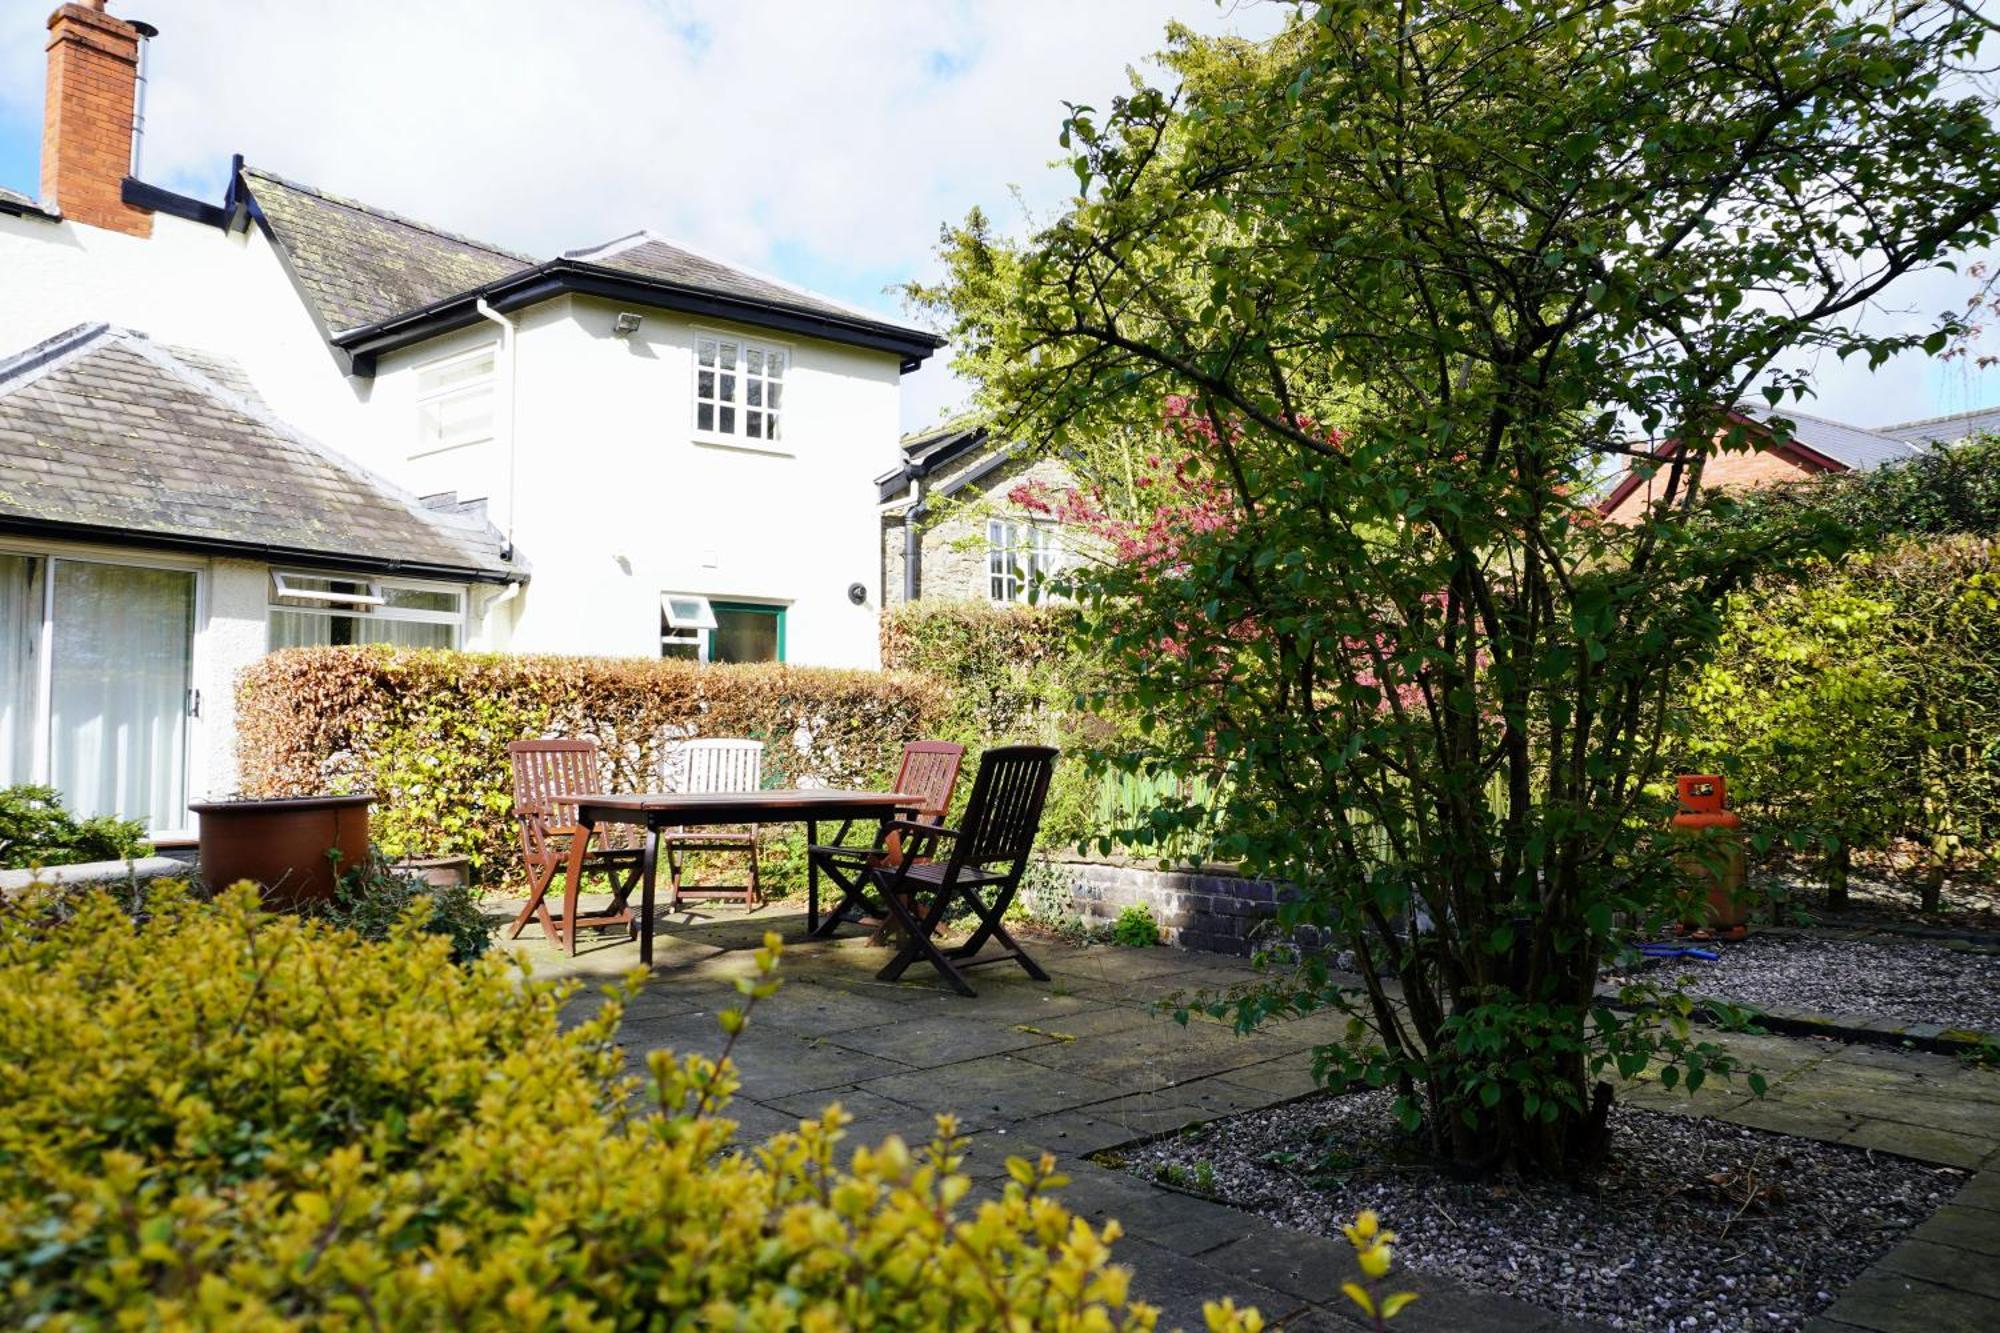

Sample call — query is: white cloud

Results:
[0,0,1287,433]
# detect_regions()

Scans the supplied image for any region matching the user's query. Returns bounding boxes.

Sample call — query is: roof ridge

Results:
[242,165,537,265]
[899,414,985,446]
[573,228,897,326]
[0,322,116,398]
[1879,403,2000,432]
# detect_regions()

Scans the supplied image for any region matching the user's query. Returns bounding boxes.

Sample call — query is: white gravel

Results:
[1614,934,2000,1034]
[1123,1088,1966,1332]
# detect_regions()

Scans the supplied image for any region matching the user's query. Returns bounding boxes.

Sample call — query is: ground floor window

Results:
[660,594,785,664]
[988,519,1061,603]
[0,550,195,831]
[267,571,465,650]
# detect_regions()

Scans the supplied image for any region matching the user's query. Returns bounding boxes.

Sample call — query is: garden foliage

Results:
[236,648,943,874]
[911,0,2000,1171]
[0,882,1254,1330]
[0,784,149,870]
[1688,535,2000,907]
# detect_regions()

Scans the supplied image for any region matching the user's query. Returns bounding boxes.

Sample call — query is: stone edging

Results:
[1596,985,1998,1057]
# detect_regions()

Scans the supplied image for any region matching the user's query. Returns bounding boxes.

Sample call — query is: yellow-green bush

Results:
[0,883,1260,1330]
[235,648,945,875]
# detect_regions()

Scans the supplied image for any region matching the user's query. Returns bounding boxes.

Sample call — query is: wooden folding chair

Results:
[661,737,765,910]
[808,740,965,939]
[505,739,645,954]
[866,745,1058,996]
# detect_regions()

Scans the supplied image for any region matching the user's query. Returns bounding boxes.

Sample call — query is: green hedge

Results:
[236,648,945,875]
[0,882,1233,1329]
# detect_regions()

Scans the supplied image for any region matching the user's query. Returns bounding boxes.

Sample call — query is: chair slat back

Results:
[893,740,965,822]
[949,745,1058,869]
[672,738,765,794]
[509,738,603,832]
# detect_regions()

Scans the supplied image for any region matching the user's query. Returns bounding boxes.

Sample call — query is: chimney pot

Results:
[41,1,152,236]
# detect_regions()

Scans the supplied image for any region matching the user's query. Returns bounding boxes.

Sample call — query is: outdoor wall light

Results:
[847,582,868,605]
[612,311,644,337]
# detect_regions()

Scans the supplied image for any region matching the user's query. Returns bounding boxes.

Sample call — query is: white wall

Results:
[198,557,271,804]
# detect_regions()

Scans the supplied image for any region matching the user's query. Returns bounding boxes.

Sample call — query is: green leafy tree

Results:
[913,0,2000,1172]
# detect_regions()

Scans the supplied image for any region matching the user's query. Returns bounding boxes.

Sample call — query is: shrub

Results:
[315,848,491,963]
[235,648,945,877]
[0,882,1258,1330]
[0,784,150,870]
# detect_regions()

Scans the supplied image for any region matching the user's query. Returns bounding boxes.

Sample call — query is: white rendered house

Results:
[0,2,941,837]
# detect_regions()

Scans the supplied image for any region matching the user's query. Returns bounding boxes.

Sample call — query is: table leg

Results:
[806,818,819,935]
[639,823,660,967]
[559,815,592,958]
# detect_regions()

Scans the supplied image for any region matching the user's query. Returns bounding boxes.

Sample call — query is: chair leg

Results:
[506,856,555,940]
[875,878,974,997]
[808,858,871,938]
[746,832,762,910]
[951,888,1050,981]
[666,843,683,913]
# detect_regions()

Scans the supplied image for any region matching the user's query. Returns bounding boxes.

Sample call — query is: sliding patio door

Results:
[0,552,195,833]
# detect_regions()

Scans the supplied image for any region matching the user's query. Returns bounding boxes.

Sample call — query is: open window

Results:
[269,571,465,650]
[660,594,784,663]
[661,593,718,659]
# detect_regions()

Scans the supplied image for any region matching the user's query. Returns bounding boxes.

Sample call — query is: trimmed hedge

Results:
[0,882,1241,1328]
[237,648,945,874]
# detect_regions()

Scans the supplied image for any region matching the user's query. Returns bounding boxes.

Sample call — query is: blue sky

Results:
[3,0,1995,433]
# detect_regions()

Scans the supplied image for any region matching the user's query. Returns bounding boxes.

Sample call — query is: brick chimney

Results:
[41,0,151,236]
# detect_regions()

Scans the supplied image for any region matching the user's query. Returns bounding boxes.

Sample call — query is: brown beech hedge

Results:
[236,647,944,875]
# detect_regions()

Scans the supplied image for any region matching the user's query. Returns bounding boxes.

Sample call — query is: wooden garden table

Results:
[560,790,919,964]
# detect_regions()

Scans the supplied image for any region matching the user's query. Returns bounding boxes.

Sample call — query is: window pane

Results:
[698,403,714,432]
[746,411,763,439]
[49,561,194,829]
[0,554,44,786]
[767,351,786,379]
[768,414,781,442]
[718,373,735,403]
[698,370,714,399]
[358,619,455,649]
[698,338,716,367]
[747,348,764,374]
[381,586,461,614]
[766,383,782,410]
[711,607,780,663]
[719,342,738,370]
[417,349,494,394]
[747,380,762,407]
[269,609,332,650]
[719,407,735,433]
[661,640,700,661]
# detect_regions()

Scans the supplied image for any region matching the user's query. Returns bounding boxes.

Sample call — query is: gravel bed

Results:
[1612,933,2000,1034]
[1122,1088,1966,1332]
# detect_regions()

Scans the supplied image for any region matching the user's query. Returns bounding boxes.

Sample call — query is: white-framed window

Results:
[660,593,785,664]
[988,520,1061,604]
[268,570,465,650]
[660,592,719,659]
[413,343,497,459]
[694,333,787,444]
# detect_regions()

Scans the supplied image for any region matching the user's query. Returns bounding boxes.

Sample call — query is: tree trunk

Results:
[1922,834,1950,914]
[1825,841,1849,912]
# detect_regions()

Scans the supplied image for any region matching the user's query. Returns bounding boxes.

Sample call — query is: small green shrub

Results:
[1112,903,1162,947]
[0,882,1261,1330]
[0,784,150,870]
[316,848,491,964]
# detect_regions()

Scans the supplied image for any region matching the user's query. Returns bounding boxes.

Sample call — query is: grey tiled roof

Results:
[0,324,519,579]
[242,167,534,334]
[1742,403,1925,472]
[568,232,897,330]
[878,420,991,496]
[1880,405,2000,446]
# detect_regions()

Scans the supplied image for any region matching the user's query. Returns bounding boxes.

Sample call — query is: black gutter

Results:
[877,426,987,502]
[0,514,522,585]
[0,195,58,222]
[331,259,946,377]
[121,177,229,229]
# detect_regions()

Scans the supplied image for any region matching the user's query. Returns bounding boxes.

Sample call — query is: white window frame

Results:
[660,592,718,658]
[691,328,790,451]
[412,341,498,460]
[268,570,466,647]
[987,520,1062,604]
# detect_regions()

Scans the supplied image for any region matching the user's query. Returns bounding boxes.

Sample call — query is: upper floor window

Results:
[269,571,465,650]
[695,335,786,444]
[414,344,496,458]
[988,520,1061,604]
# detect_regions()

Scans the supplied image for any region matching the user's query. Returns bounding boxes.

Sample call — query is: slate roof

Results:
[0,324,520,580]
[1740,403,1926,472]
[878,419,993,499]
[569,232,890,329]
[1879,405,2000,447]
[242,167,534,335]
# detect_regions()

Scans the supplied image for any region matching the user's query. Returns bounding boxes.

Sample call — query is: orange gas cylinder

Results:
[1673,775,1749,933]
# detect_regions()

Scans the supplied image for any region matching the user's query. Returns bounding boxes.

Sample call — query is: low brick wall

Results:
[1050,856,1308,957]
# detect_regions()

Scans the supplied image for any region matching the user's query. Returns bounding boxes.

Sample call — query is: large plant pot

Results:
[190,795,374,912]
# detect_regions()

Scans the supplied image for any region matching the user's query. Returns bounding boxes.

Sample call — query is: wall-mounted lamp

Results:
[612,311,644,338]
[847,582,868,605]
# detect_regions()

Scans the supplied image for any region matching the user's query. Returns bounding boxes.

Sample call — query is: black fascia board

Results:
[876,427,990,502]
[331,260,945,376]
[121,177,230,229]
[0,514,521,585]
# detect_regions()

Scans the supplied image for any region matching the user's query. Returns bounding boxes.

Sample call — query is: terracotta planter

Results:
[190,795,374,912]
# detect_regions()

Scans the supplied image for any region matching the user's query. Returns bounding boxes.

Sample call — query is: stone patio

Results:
[512,904,2000,1332]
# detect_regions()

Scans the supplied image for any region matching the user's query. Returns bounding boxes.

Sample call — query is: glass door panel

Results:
[0,553,44,786]
[49,560,195,830]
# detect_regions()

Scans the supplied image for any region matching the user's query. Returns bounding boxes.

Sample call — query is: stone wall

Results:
[1049,856,1312,957]
[883,452,1078,606]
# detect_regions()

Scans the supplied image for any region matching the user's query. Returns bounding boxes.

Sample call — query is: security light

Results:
[612,311,643,337]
